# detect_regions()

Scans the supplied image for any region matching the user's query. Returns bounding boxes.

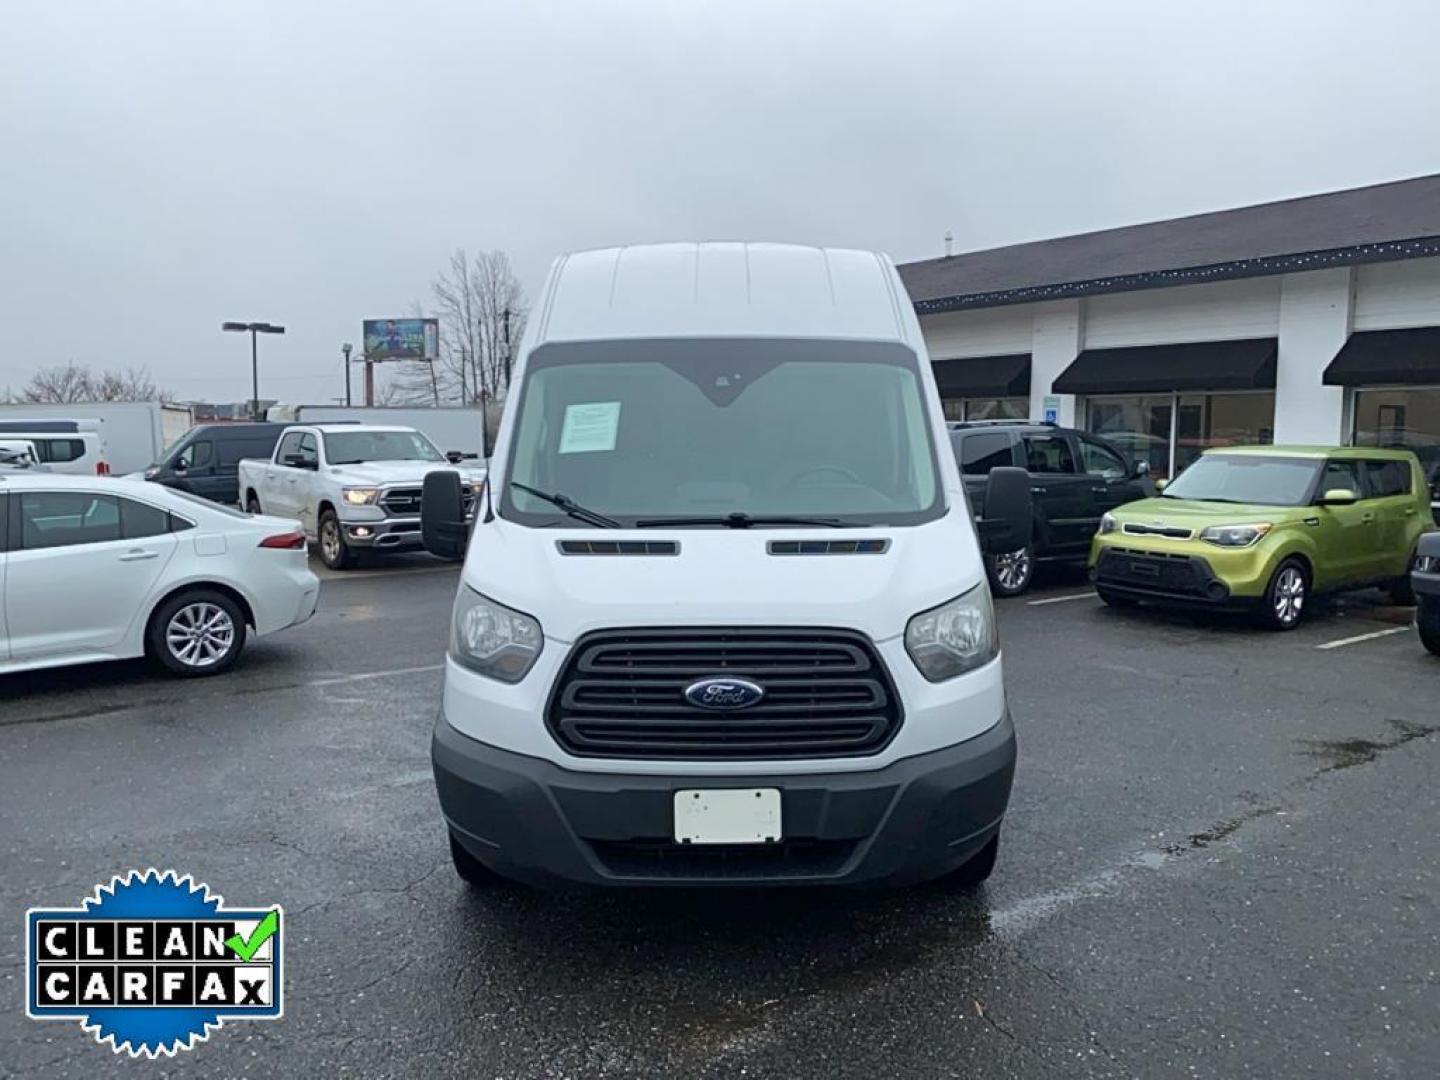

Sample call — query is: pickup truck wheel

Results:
[318,510,356,570]
[985,546,1033,597]
[148,589,247,677]
[449,832,512,888]
[1419,600,1440,656]
[946,834,999,888]
[245,492,262,515]
[1255,559,1307,631]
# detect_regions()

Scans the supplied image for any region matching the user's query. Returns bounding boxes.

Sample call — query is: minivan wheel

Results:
[1257,559,1308,631]
[318,509,356,570]
[985,546,1034,597]
[1418,600,1440,657]
[946,834,999,888]
[148,589,247,677]
[449,832,511,888]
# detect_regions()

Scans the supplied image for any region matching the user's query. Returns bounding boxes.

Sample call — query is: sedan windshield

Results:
[1162,454,1320,506]
[323,430,444,465]
[503,339,942,527]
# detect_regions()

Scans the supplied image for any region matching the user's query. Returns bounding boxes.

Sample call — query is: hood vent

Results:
[557,540,680,556]
[768,539,891,556]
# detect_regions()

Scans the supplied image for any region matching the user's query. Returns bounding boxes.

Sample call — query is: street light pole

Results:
[342,342,353,407]
[222,321,285,421]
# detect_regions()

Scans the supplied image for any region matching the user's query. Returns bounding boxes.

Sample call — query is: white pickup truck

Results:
[238,423,486,569]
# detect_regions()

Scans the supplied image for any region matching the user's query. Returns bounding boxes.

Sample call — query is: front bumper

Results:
[342,518,423,550]
[1090,546,1249,608]
[433,709,1016,888]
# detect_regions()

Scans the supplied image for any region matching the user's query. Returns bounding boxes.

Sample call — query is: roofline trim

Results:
[910,235,1440,315]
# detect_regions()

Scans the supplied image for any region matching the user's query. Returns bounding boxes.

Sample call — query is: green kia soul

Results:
[1089,446,1433,630]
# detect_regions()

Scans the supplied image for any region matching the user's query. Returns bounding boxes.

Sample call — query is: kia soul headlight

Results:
[1199,523,1272,548]
[1099,512,1118,535]
[905,584,999,682]
[451,587,543,682]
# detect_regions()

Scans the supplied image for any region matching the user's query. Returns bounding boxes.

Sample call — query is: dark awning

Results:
[1052,338,1277,395]
[932,354,1031,398]
[1323,326,1440,386]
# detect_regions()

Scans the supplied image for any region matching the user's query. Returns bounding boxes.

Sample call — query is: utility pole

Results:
[341,342,353,407]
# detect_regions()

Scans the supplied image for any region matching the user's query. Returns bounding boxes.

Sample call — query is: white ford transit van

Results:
[422,243,1031,888]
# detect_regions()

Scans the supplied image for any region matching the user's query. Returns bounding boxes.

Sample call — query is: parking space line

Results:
[306,664,445,687]
[1315,626,1411,650]
[1027,591,1096,606]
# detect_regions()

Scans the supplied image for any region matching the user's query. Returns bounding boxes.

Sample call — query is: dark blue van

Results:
[146,422,290,504]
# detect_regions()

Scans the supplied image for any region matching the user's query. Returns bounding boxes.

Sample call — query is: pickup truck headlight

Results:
[905,584,998,682]
[451,587,542,683]
[1198,523,1272,548]
[1416,554,1439,574]
[1099,512,1117,535]
[342,487,381,506]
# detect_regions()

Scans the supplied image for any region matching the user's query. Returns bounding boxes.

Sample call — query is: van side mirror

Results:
[1319,487,1358,506]
[977,466,1033,554]
[422,470,469,560]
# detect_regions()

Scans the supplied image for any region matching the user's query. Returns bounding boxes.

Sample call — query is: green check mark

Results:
[225,909,279,962]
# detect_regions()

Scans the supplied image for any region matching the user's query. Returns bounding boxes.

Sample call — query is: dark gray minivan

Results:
[146,422,290,504]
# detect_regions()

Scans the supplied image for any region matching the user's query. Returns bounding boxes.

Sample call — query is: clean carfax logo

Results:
[25,869,283,1058]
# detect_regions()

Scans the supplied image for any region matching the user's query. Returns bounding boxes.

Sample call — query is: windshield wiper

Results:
[633,512,846,529]
[509,482,620,528]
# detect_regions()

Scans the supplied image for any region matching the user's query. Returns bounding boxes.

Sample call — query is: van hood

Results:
[325,460,486,486]
[461,510,983,643]
[1112,497,1308,525]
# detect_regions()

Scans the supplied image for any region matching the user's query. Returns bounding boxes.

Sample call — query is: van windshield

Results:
[503,339,943,527]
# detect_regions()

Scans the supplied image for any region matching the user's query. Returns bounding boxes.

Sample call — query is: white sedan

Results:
[0,472,319,677]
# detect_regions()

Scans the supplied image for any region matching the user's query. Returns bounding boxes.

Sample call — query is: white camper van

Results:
[421,243,1031,888]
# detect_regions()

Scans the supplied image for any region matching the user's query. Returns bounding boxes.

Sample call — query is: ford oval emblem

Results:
[683,677,766,711]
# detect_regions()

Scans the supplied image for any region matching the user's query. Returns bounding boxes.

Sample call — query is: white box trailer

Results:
[272,405,492,459]
[0,401,194,474]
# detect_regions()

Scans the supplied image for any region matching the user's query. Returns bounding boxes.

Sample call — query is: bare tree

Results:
[431,248,527,407]
[18,363,172,404]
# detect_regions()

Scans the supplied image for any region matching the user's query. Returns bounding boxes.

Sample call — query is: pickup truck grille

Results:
[546,627,902,760]
[380,484,477,518]
[380,488,422,516]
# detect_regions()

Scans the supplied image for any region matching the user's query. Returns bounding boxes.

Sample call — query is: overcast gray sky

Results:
[4,0,1439,405]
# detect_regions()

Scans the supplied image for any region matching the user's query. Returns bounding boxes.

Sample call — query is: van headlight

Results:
[905,584,998,682]
[451,587,543,683]
[1199,523,1272,548]
[1099,512,1118,535]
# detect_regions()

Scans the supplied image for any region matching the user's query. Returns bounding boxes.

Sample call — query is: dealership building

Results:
[897,173,1440,488]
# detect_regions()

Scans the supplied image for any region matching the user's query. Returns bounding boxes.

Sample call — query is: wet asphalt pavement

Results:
[2,557,1437,1078]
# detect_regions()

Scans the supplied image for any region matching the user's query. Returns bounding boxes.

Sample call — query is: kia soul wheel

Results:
[1258,560,1308,631]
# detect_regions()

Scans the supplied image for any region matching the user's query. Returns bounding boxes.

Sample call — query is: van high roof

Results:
[531,242,917,346]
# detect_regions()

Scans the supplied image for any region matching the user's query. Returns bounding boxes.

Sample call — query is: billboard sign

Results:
[362,318,439,362]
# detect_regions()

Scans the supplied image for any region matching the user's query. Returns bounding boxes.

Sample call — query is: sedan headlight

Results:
[343,487,381,506]
[1198,523,1272,548]
[1099,512,1118,535]
[451,587,543,683]
[905,584,998,682]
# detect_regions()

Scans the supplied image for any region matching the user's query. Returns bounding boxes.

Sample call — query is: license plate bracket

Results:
[673,788,782,845]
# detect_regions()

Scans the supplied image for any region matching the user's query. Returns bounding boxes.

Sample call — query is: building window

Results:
[1353,386,1440,511]
[941,396,1028,422]
[1085,392,1275,480]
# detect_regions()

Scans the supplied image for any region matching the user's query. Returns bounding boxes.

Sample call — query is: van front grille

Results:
[546,627,902,760]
